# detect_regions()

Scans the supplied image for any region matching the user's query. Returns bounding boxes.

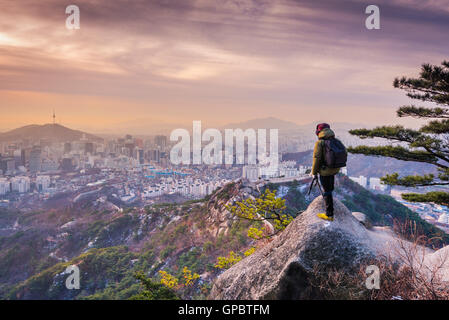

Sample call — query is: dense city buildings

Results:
[0,132,242,210]
[0,126,447,234]
[242,161,303,182]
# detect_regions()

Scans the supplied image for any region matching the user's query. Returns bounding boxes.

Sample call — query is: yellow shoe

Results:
[317,213,334,221]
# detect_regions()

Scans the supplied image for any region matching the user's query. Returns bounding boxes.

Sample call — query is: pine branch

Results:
[349,60,449,206]
[410,136,449,165]
[393,62,449,105]
[438,168,449,181]
[401,192,449,206]
[381,173,449,187]
[349,126,449,164]
[397,106,449,119]
[349,125,421,142]
[347,145,442,166]
[420,119,449,134]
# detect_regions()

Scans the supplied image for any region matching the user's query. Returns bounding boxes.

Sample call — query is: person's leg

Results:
[319,175,334,217]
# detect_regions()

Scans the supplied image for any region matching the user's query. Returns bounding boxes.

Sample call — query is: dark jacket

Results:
[311,128,341,176]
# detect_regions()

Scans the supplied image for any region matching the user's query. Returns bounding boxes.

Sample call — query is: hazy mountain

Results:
[297,121,370,132]
[85,117,369,136]
[0,124,103,143]
[92,118,189,136]
[223,117,368,133]
[223,117,300,131]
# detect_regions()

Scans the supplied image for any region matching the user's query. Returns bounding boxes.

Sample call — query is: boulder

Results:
[352,212,366,224]
[209,196,398,300]
[424,245,449,283]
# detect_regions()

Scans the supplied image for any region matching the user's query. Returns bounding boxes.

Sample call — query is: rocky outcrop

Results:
[424,245,449,283]
[209,196,401,300]
[205,180,261,237]
[204,182,240,237]
[352,212,367,225]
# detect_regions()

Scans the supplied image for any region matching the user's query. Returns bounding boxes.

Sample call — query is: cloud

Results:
[0,0,448,129]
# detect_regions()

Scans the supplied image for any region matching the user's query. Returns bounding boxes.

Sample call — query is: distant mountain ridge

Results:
[0,124,103,143]
[223,117,300,131]
[222,117,368,133]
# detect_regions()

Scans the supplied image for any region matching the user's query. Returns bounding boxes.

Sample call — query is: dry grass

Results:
[309,220,449,300]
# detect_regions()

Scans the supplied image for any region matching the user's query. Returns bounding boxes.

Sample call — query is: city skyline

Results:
[1,0,449,132]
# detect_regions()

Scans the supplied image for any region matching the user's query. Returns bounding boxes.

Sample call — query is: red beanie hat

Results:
[316,123,330,136]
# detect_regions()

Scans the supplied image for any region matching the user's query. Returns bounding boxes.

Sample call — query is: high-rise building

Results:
[349,175,368,188]
[125,143,135,157]
[298,165,311,174]
[369,177,387,192]
[135,138,144,149]
[41,159,59,172]
[61,158,75,171]
[242,165,260,182]
[154,135,167,149]
[159,152,168,166]
[85,142,94,155]
[11,177,30,193]
[29,147,42,173]
[148,149,161,163]
[0,157,15,175]
[6,145,17,157]
[0,178,10,195]
[13,149,25,167]
[277,161,299,178]
[64,142,72,154]
[36,175,51,192]
[137,149,144,165]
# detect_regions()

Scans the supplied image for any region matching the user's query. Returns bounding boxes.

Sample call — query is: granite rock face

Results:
[210,196,391,300]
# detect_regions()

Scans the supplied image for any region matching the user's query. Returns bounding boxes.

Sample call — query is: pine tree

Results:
[348,60,449,206]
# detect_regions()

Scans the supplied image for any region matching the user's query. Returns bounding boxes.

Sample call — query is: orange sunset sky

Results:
[0,0,448,133]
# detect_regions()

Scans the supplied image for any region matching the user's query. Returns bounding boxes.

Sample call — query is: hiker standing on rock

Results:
[310,123,347,221]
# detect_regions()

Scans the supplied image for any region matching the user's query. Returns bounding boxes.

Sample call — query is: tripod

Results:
[307,175,323,196]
